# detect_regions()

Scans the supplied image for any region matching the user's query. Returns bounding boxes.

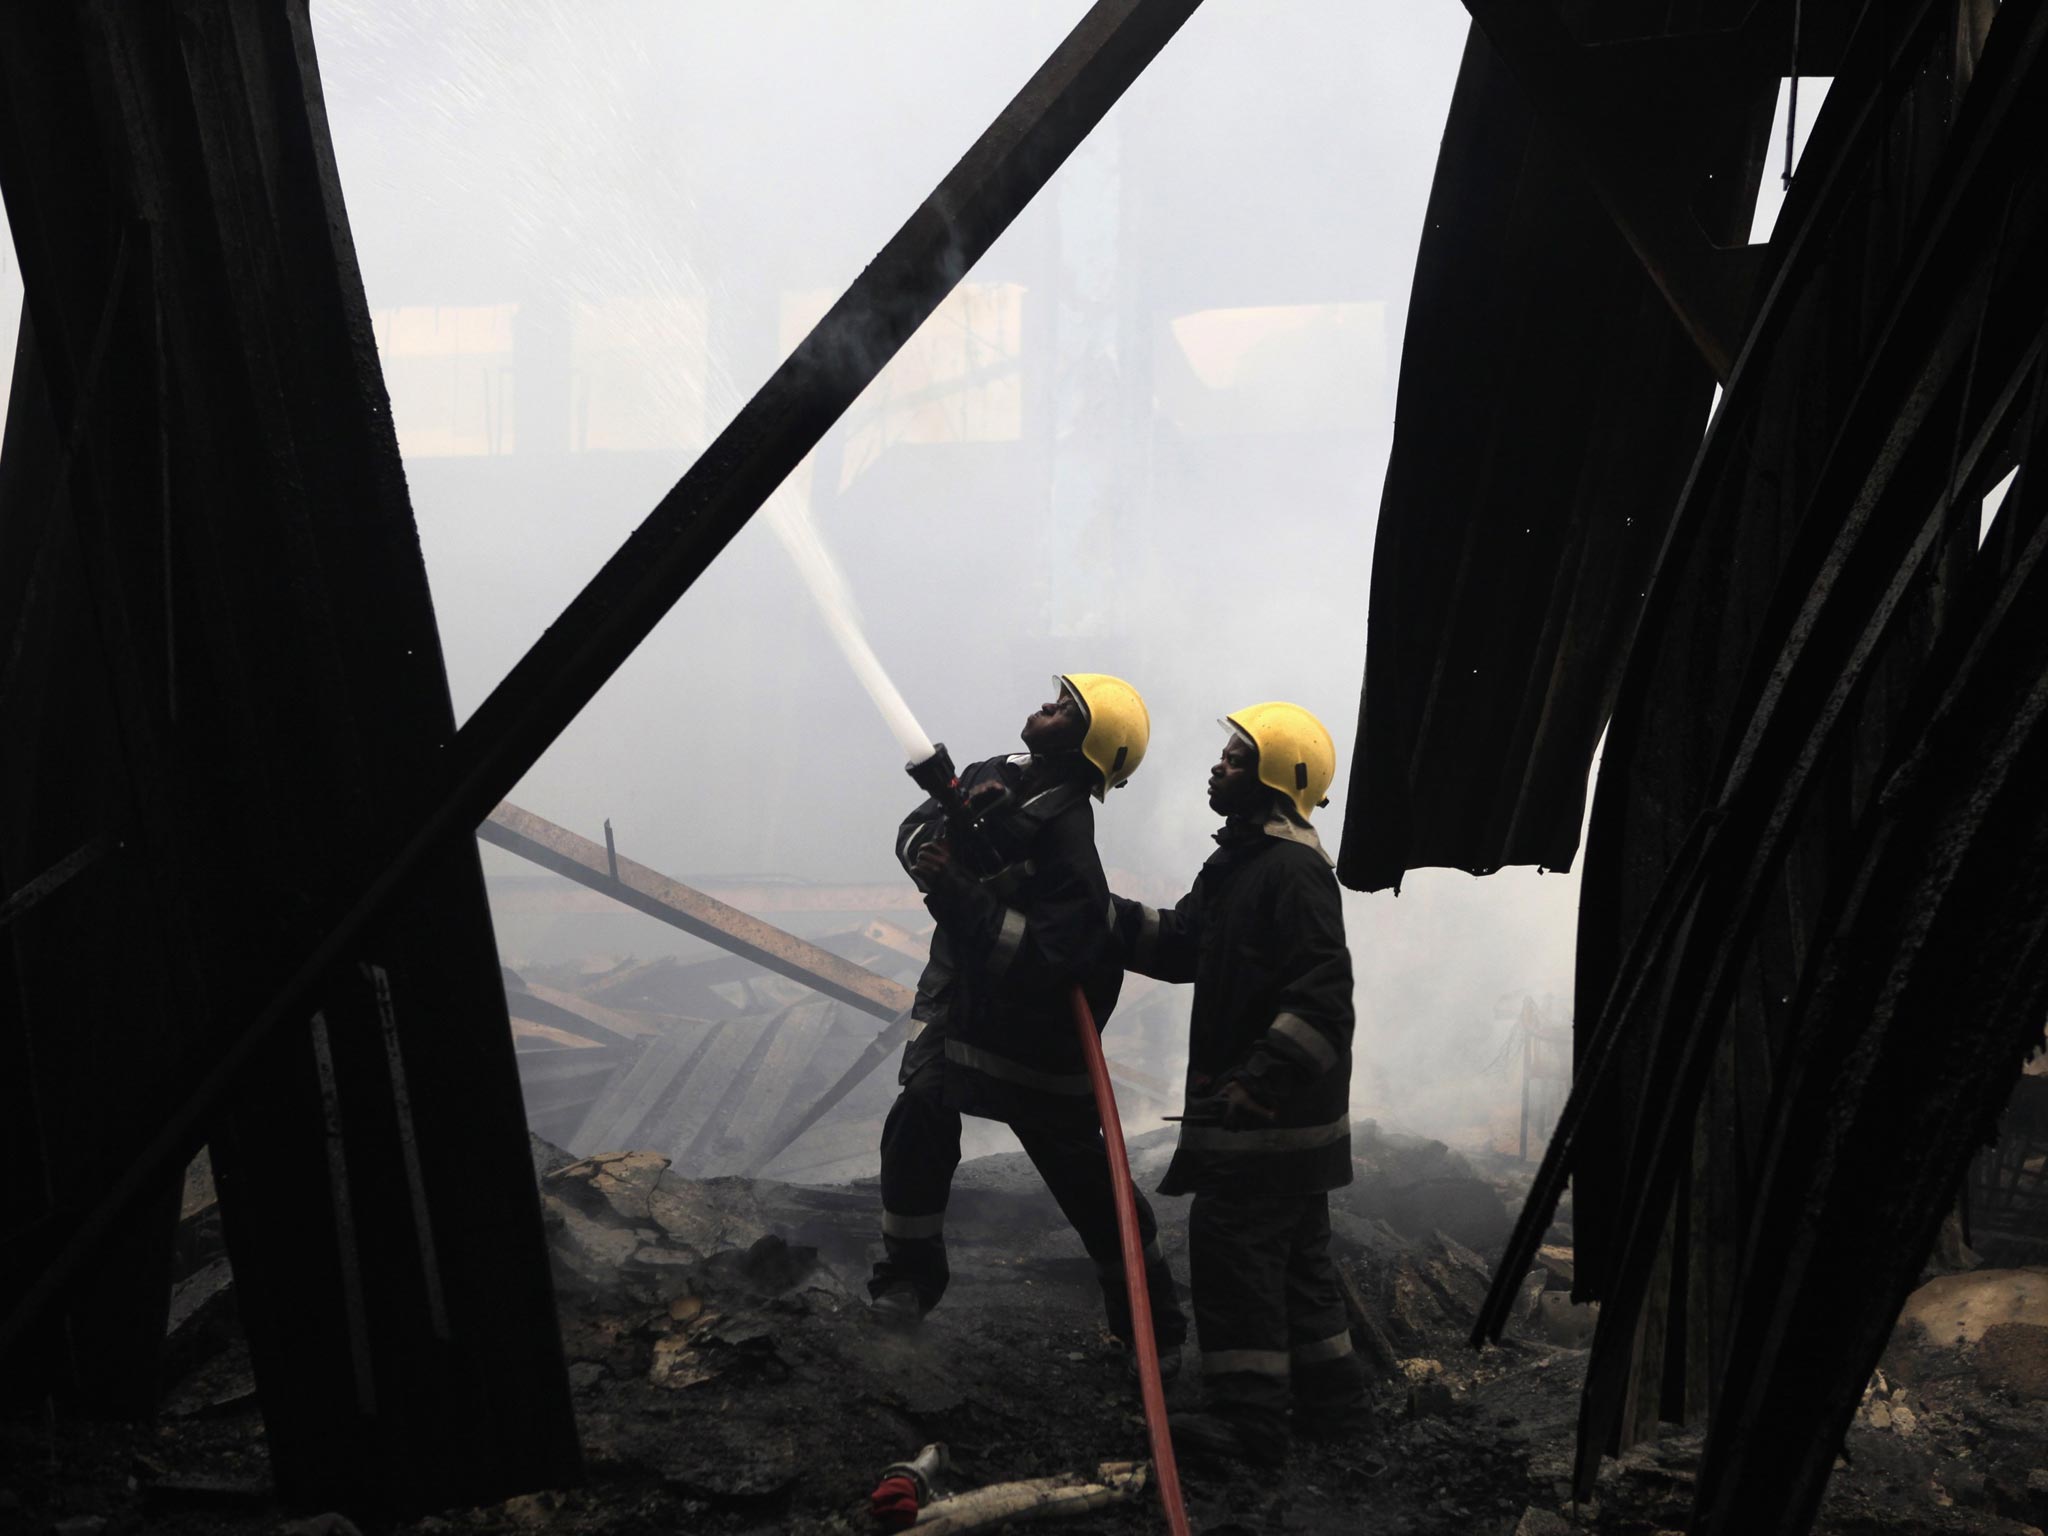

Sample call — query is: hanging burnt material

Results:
[1349,0,2047,1530]
[1338,0,1784,895]
[1503,1,2040,1527]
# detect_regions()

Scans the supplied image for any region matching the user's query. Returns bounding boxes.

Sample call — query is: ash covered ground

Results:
[9,1126,2048,1536]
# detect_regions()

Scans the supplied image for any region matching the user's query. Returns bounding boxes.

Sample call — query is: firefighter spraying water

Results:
[883,679,1190,1535]
[768,487,1189,1533]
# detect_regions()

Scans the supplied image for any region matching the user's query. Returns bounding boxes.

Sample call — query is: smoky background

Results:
[0,2,1628,1160]
[316,0,1565,1157]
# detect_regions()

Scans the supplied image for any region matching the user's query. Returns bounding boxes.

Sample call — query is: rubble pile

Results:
[7,1134,2048,1534]
[1340,1120,1518,1255]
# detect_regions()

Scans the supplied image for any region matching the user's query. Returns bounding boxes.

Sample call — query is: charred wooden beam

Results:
[486,875,929,915]
[480,802,914,1022]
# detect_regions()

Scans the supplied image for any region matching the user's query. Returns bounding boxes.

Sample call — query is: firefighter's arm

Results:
[997,803,1112,985]
[919,800,1109,984]
[1110,886,1199,983]
[895,796,946,884]
[899,760,1008,891]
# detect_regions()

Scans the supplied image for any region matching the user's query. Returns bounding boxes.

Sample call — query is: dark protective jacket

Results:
[1112,811,1355,1195]
[897,753,1122,1124]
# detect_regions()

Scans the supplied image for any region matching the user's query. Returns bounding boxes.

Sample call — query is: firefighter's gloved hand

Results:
[1180,1080,1278,1130]
[964,779,1009,811]
[913,840,967,893]
[1215,1079,1278,1129]
[870,1473,921,1529]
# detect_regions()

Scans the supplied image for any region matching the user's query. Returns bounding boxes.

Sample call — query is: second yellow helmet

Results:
[1224,702,1336,821]
[1059,673,1150,801]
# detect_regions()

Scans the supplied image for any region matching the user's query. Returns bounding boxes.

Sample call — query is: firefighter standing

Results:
[1112,702,1367,1462]
[869,674,1187,1367]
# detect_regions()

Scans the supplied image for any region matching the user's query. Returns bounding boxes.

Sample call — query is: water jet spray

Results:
[768,477,1186,1536]
[764,475,935,766]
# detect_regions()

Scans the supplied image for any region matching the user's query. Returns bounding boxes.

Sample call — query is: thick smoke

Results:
[299,0,1566,1154]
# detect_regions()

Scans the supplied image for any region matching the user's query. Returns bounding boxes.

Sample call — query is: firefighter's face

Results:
[1022,688,1087,753]
[1209,734,1262,815]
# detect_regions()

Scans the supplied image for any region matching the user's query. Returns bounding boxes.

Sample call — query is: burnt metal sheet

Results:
[1459,0,1777,382]
[480,801,916,1022]
[1467,0,2043,1521]
[743,1010,919,1177]
[1480,0,1934,1306]
[1337,5,1772,895]
[1573,54,2045,1487]
[1698,357,2048,1535]
[1685,17,2048,1527]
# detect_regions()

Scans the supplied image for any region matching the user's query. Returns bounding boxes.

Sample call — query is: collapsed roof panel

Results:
[1337,6,1772,894]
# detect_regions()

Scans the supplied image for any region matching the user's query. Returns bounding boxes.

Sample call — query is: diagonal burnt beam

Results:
[0,0,1206,1363]
[480,802,913,1022]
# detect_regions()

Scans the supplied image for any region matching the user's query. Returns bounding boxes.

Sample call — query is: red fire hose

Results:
[1070,984,1190,1536]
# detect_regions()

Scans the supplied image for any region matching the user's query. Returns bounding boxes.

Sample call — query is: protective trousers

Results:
[871,1057,1186,1348]
[1189,1190,1366,1449]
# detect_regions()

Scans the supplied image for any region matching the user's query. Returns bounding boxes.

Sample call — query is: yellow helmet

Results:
[1058,673,1150,801]
[1225,702,1336,821]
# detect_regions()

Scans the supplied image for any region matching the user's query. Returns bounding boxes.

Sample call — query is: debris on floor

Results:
[7,1133,2048,1534]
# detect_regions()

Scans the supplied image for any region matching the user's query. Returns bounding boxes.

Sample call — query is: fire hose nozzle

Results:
[871,1441,947,1527]
[878,1441,947,1502]
[905,741,1014,889]
[906,743,959,802]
